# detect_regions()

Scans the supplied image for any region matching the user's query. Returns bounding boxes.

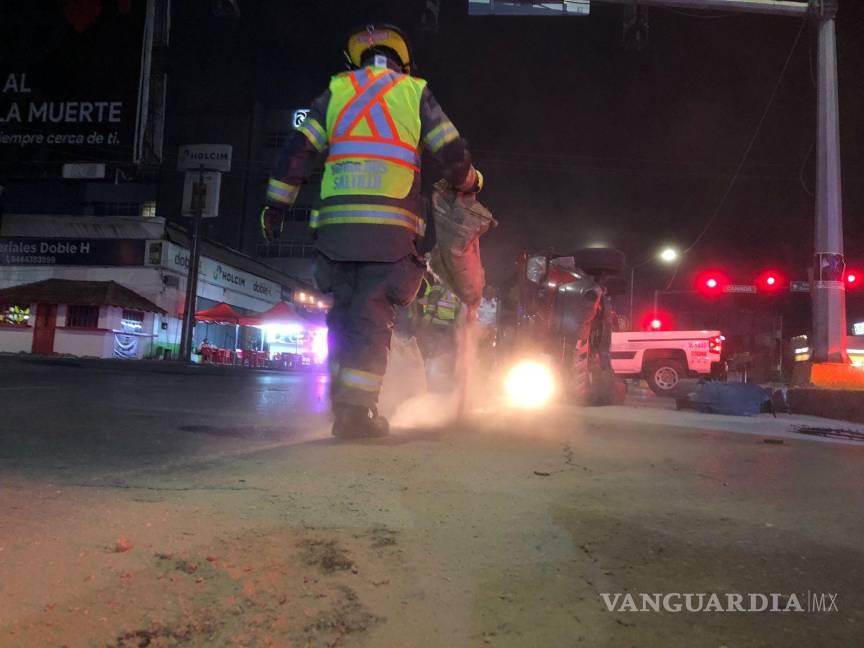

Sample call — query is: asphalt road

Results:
[1,357,863,647]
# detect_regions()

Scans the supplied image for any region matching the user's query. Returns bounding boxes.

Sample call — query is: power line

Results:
[665,17,807,291]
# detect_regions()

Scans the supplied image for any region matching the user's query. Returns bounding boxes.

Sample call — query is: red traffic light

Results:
[757,270,786,292]
[696,271,728,296]
[847,271,860,288]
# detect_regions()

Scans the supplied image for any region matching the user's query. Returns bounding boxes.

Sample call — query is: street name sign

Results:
[724,284,757,294]
[62,163,106,179]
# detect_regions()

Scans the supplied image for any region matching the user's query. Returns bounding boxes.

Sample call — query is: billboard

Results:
[0,238,146,266]
[468,1,590,15]
[0,1,148,166]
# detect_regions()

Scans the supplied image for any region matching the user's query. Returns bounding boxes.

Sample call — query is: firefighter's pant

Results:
[315,254,425,409]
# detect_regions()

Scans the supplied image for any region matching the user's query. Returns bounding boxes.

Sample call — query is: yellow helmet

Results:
[346,24,413,74]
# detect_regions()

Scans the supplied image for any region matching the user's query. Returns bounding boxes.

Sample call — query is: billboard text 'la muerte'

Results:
[0,1,147,166]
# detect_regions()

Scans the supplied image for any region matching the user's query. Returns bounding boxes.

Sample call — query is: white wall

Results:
[0,326,34,353]
[54,328,112,357]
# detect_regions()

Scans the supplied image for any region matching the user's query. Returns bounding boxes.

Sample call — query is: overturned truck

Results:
[506,248,628,406]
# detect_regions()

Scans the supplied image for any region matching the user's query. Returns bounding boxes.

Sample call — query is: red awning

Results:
[239,301,304,327]
[194,303,242,324]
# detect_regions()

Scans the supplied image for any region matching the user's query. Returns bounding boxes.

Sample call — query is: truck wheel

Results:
[645,360,686,395]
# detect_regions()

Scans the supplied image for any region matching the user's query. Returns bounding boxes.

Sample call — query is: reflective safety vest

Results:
[423,285,458,325]
[313,67,427,234]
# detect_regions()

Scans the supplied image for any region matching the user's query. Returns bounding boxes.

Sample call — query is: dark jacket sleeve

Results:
[420,86,482,192]
[264,90,331,208]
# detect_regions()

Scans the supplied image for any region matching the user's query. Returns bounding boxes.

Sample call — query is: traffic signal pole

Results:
[594,0,846,363]
[812,3,848,362]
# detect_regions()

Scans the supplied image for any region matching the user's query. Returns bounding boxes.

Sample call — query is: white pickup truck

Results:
[610,330,726,395]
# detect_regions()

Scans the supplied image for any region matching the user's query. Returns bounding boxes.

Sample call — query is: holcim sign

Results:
[177,144,232,172]
[151,241,279,303]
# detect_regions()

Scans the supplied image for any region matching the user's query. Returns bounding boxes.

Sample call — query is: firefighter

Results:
[261,24,482,439]
[416,278,461,389]
[423,281,460,327]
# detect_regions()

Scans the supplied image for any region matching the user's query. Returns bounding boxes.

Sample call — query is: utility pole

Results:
[176,143,230,362]
[179,165,206,362]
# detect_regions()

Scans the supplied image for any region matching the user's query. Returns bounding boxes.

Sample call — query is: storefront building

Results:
[0,215,322,359]
[0,278,166,359]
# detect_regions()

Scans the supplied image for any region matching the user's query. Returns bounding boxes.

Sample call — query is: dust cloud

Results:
[380,321,585,443]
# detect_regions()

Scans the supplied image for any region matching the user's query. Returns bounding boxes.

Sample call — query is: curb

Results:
[770,386,864,425]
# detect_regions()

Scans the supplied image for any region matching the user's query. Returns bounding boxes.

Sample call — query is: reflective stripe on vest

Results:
[329,140,419,167]
[310,204,421,233]
[332,71,404,138]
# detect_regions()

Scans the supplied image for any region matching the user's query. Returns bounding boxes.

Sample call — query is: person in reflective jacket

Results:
[261,24,482,438]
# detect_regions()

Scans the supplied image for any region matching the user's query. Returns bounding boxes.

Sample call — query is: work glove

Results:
[260,205,286,242]
[454,166,483,195]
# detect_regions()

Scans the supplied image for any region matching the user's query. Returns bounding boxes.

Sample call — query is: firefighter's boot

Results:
[332,404,390,439]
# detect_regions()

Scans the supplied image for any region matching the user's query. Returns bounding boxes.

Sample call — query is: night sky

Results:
[182,0,864,300]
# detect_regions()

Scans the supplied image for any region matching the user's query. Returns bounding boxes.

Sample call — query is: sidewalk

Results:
[0,352,302,377]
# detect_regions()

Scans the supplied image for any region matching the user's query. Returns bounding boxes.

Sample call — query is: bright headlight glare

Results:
[505,360,556,408]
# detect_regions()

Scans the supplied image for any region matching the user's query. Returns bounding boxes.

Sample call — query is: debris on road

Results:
[113,537,133,553]
[676,382,772,416]
[299,539,355,573]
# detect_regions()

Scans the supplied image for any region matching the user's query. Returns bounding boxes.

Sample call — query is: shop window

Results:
[121,309,145,333]
[140,201,157,218]
[0,304,30,326]
[67,305,100,329]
